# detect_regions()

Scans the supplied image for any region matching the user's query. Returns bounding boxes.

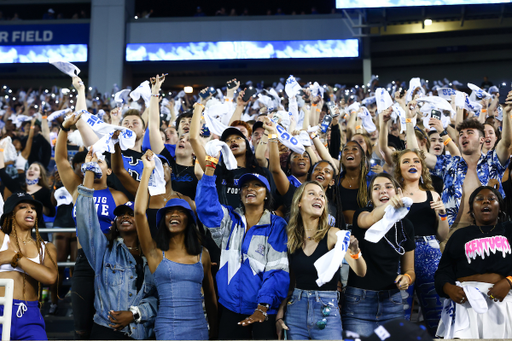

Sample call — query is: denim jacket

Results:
[76,185,157,340]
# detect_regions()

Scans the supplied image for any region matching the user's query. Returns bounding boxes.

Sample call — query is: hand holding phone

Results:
[242,86,257,102]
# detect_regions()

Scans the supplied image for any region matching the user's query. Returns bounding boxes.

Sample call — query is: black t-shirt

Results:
[53,203,75,228]
[348,207,415,291]
[214,165,276,209]
[24,134,52,168]
[160,147,197,200]
[435,222,512,298]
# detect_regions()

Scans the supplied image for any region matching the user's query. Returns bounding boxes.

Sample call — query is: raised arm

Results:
[134,150,162,273]
[20,117,37,161]
[311,130,339,174]
[189,99,208,172]
[55,113,83,194]
[228,89,248,125]
[254,130,269,168]
[75,151,108,272]
[495,90,512,165]
[40,114,51,144]
[403,101,437,169]
[148,74,166,154]
[357,189,405,229]
[263,118,290,196]
[112,140,139,196]
[429,117,460,158]
[72,77,99,147]
[378,108,396,167]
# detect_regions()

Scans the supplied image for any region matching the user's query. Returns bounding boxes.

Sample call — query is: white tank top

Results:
[0,234,46,274]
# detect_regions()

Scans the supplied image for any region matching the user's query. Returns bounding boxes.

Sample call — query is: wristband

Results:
[275,318,283,324]
[255,308,269,321]
[81,162,103,179]
[310,132,318,140]
[225,98,233,102]
[439,129,448,137]
[61,126,71,132]
[440,216,447,221]
[42,115,47,119]
[206,156,218,164]
[129,306,142,323]
[506,276,512,289]
[355,125,361,130]
[316,108,321,112]
[0,148,4,152]
[30,126,35,129]
[350,250,362,259]
[206,164,216,170]
[404,273,413,285]
[438,212,447,218]
[195,103,205,110]
[405,118,412,123]
[311,104,317,107]
[11,252,23,268]
[481,109,487,113]
[151,94,159,97]
[268,134,278,139]
[443,137,452,146]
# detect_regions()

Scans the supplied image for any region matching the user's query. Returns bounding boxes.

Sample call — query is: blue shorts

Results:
[0,299,47,340]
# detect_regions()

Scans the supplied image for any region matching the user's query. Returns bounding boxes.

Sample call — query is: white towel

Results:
[285,75,301,98]
[461,282,488,314]
[205,140,237,170]
[47,108,72,122]
[391,103,407,134]
[49,60,80,77]
[406,77,425,104]
[376,88,393,114]
[347,101,360,114]
[203,105,229,137]
[416,96,455,115]
[365,197,413,243]
[357,107,376,133]
[298,131,311,147]
[146,156,165,196]
[130,80,151,107]
[114,89,131,107]
[314,230,351,287]
[467,83,492,100]
[276,123,305,154]
[54,187,73,206]
[79,111,136,150]
[0,136,18,163]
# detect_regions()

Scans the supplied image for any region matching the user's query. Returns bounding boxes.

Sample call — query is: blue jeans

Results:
[285,289,342,340]
[342,286,404,337]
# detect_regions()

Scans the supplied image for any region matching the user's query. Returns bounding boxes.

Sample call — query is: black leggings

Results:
[218,303,277,340]
[71,249,96,340]
[90,323,134,340]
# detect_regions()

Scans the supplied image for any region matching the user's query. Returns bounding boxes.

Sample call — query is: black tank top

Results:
[339,185,360,211]
[289,232,339,291]
[407,191,437,236]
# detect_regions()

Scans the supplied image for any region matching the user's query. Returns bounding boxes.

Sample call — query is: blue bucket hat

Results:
[237,173,271,192]
[155,198,196,227]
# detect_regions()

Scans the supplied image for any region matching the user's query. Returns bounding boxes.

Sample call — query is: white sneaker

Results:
[49,303,58,315]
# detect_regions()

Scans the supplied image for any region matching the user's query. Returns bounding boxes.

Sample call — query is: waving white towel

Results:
[130,80,151,107]
[205,140,238,170]
[146,156,165,196]
[376,88,393,114]
[285,75,301,98]
[357,107,376,133]
[47,108,72,122]
[203,105,229,137]
[276,123,304,154]
[365,197,413,243]
[49,60,81,77]
[314,230,351,287]
[0,136,18,163]
[54,187,73,206]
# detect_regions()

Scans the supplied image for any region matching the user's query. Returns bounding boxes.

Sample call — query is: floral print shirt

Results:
[434,150,509,226]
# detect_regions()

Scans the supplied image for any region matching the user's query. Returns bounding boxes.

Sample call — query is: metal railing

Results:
[0,278,14,341]
[33,228,77,268]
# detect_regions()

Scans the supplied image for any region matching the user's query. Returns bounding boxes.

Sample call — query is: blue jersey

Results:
[73,187,117,233]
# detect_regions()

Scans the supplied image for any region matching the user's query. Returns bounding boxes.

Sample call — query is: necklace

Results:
[173,163,193,179]
[478,224,496,234]
[383,222,406,255]
[345,175,357,188]
[127,246,139,251]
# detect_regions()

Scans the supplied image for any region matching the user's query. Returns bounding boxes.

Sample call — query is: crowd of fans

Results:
[0,67,511,340]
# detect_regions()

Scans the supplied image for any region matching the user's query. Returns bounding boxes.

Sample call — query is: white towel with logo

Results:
[130,80,151,107]
[376,88,393,114]
[314,230,351,287]
[365,197,413,243]
[49,60,81,77]
[146,155,165,196]
[47,108,72,122]
[54,187,73,206]
[357,107,376,133]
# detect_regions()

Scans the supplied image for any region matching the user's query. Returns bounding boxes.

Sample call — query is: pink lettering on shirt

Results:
[465,236,511,264]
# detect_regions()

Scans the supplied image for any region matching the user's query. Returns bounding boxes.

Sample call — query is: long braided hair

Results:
[3,210,57,306]
[341,140,370,209]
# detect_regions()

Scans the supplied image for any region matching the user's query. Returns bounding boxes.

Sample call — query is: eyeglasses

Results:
[316,305,332,330]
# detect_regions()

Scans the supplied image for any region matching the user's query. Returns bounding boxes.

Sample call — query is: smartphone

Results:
[199,87,216,100]
[227,80,237,89]
[242,86,257,102]
[431,109,442,121]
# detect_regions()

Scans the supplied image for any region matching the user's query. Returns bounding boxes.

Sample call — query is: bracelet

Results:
[438,212,447,218]
[310,132,318,140]
[268,134,278,139]
[206,164,216,170]
[316,108,321,112]
[481,109,487,113]
[404,273,413,285]
[0,148,4,152]
[225,98,233,102]
[11,252,23,268]
[30,126,35,129]
[506,276,512,289]
[151,94,159,97]
[206,156,218,164]
[255,308,268,321]
[443,137,452,146]
[61,125,71,132]
[269,138,278,143]
[439,129,448,137]
[440,216,447,221]
[275,318,283,324]
[355,125,361,130]
[81,162,103,179]
[259,141,268,145]
[350,250,362,259]
[405,118,412,123]
[42,115,47,119]
[311,104,317,107]
[263,133,268,136]
[195,103,205,110]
